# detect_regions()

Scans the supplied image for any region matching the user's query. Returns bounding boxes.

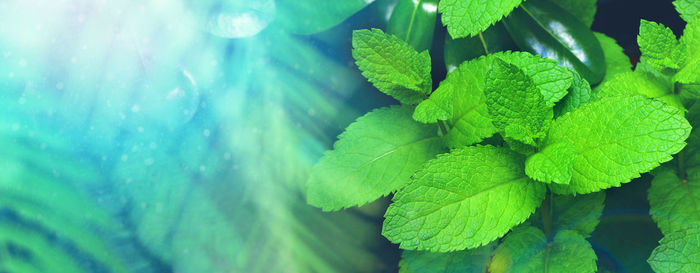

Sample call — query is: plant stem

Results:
[541,190,552,239]
[478,32,489,55]
[437,120,448,136]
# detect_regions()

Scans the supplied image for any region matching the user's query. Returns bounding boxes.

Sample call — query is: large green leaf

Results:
[387,0,438,51]
[439,0,523,38]
[275,0,372,34]
[383,145,545,251]
[648,228,700,273]
[649,167,700,235]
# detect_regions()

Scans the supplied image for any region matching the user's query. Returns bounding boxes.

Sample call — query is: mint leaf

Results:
[550,0,597,27]
[489,227,597,273]
[352,29,432,104]
[594,32,632,86]
[525,141,577,184]
[439,0,523,39]
[596,70,684,110]
[307,105,444,211]
[649,167,700,235]
[490,51,573,106]
[441,56,498,148]
[554,68,592,117]
[486,59,553,145]
[382,146,545,251]
[648,228,700,273]
[674,0,700,22]
[546,96,690,194]
[529,192,606,237]
[413,85,453,123]
[638,20,683,70]
[399,244,493,273]
[437,52,571,147]
[676,19,700,83]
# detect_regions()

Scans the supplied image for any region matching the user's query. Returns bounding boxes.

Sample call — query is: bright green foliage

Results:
[594,32,632,87]
[399,244,493,273]
[550,0,597,27]
[422,52,570,146]
[382,146,545,251]
[638,20,684,71]
[352,28,433,104]
[676,19,700,83]
[438,0,523,38]
[648,228,700,273]
[490,51,573,106]
[596,70,684,110]
[489,227,597,273]
[649,167,700,235]
[485,59,553,145]
[525,141,577,184]
[438,56,498,147]
[413,85,453,123]
[307,105,444,211]
[546,96,690,194]
[674,0,700,22]
[554,69,592,117]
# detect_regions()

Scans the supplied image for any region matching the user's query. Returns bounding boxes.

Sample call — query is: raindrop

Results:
[165,69,200,126]
[204,0,275,38]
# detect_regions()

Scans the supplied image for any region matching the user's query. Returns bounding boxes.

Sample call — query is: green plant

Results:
[307,0,700,272]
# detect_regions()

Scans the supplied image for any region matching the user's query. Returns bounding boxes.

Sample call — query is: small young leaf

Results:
[638,20,683,71]
[546,96,690,194]
[307,105,444,211]
[674,0,700,23]
[439,0,523,39]
[399,244,493,273]
[352,29,433,104]
[489,227,597,273]
[485,59,553,145]
[413,85,453,123]
[438,52,571,147]
[649,167,700,235]
[382,146,545,251]
[676,19,700,83]
[596,70,684,111]
[648,228,700,273]
[554,68,592,117]
[525,141,577,184]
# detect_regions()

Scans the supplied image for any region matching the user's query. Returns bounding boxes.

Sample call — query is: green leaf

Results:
[443,23,518,72]
[413,85,453,123]
[649,167,700,235]
[489,227,597,273]
[594,32,632,87]
[388,0,439,51]
[648,228,700,273]
[676,19,700,83]
[549,0,597,27]
[547,96,691,194]
[529,192,606,237]
[490,51,573,106]
[502,0,606,84]
[638,20,683,71]
[439,0,523,39]
[439,56,498,147]
[399,244,493,273]
[382,145,545,251]
[554,68,592,117]
[525,141,577,184]
[485,58,553,145]
[275,0,372,34]
[435,52,571,147]
[674,0,700,22]
[307,105,444,211]
[352,28,433,105]
[596,70,684,110]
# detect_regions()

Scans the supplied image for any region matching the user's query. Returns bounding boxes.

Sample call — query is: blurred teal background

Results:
[0,0,402,272]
